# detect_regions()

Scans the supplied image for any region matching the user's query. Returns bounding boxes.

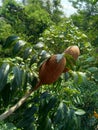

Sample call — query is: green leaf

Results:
[81,34,88,39]
[12,66,23,89]
[44,96,57,114]
[40,91,50,99]
[67,109,75,120]
[92,0,98,4]
[0,121,19,130]
[3,35,19,48]
[13,40,26,55]
[40,50,50,60]
[17,106,37,128]
[39,95,57,117]
[54,102,67,123]
[84,42,91,47]
[44,117,52,130]
[1,83,11,106]
[78,72,87,83]
[34,42,44,49]
[70,71,87,83]
[85,57,95,62]
[23,47,32,60]
[29,55,37,67]
[65,53,76,70]
[94,72,98,82]
[71,71,79,83]
[88,67,98,72]
[75,109,86,116]
[0,63,10,92]
[31,76,38,88]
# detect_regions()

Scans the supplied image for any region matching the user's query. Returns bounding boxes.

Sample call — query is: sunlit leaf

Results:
[40,50,50,60]
[84,42,91,47]
[65,53,76,69]
[78,72,87,83]
[75,109,86,115]
[70,71,87,83]
[71,71,78,83]
[81,34,88,39]
[34,42,44,49]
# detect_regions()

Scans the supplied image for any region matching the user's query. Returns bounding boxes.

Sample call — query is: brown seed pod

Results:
[39,54,66,84]
[64,45,80,60]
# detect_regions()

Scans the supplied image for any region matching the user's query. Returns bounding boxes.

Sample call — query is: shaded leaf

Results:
[13,40,26,55]
[31,76,38,88]
[44,96,57,114]
[40,91,50,99]
[17,106,37,129]
[1,83,11,106]
[3,35,19,48]
[94,72,98,82]
[29,55,37,67]
[54,102,67,123]
[85,57,95,62]
[88,67,98,72]
[23,47,32,60]
[12,66,23,89]
[0,122,19,130]
[0,63,10,92]
[38,116,52,130]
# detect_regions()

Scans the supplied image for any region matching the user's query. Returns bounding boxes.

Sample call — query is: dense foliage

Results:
[69,0,98,46]
[0,0,98,130]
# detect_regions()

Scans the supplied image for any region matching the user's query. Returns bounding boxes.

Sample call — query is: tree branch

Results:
[0,81,42,121]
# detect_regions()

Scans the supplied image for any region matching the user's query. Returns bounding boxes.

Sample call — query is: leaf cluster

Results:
[0,0,98,129]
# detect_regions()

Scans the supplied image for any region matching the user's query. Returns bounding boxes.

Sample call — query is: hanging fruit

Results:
[39,54,66,84]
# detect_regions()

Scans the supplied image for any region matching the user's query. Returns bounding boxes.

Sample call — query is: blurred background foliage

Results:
[0,0,98,130]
